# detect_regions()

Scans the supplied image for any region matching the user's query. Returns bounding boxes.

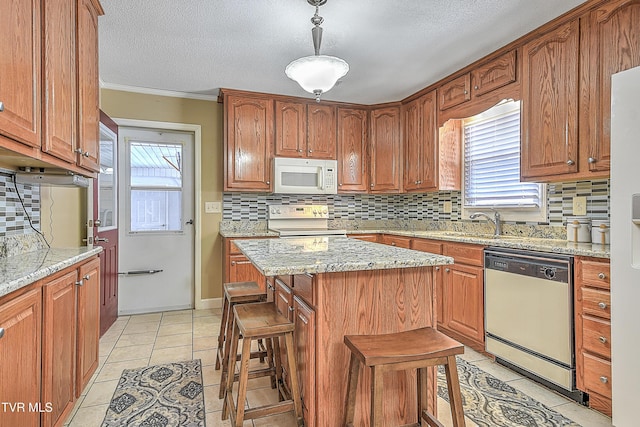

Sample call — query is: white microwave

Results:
[273,157,338,194]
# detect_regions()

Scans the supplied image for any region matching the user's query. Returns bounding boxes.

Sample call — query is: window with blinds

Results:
[462,101,544,220]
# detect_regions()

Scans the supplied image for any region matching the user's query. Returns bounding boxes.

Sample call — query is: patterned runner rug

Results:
[102,359,205,427]
[438,357,581,427]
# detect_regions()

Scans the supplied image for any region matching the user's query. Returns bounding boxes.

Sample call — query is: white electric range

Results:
[267,204,346,237]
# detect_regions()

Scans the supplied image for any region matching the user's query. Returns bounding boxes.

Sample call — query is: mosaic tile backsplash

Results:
[223,179,610,226]
[0,172,40,236]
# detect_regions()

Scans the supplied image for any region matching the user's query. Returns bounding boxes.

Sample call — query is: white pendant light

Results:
[285,0,349,102]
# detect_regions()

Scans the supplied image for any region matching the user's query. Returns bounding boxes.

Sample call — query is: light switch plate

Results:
[443,201,452,214]
[573,196,587,216]
[205,201,221,214]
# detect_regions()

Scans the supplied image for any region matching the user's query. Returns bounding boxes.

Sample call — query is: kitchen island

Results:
[234,236,453,427]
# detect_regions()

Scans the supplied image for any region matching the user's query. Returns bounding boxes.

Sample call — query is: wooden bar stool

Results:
[222,302,304,427]
[343,327,466,427]
[215,281,270,399]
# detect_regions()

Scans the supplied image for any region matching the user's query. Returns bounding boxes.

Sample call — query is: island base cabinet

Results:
[313,267,437,426]
[76,258,101,397]
[0,288,42,427]
[293,296,315,427]
[42,270,78,427]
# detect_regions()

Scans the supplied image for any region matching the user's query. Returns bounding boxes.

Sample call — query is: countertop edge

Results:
[0,247,103,299]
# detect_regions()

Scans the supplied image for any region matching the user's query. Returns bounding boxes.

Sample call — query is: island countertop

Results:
[233,235,453,276]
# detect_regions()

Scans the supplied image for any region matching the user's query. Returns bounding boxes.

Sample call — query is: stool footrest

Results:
[243,401,295,421]
[422,410,446,427]
[232,366,276,382]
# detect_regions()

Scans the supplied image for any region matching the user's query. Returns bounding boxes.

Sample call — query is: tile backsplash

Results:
[223,179,609,226]
[0,172,40,236]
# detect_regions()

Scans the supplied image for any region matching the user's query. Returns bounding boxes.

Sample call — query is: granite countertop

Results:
[222,228,610,259]
[0,246,103,298]
[233,236,453,276]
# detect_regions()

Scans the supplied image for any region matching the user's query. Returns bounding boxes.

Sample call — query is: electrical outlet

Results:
[573,196,587,216]
[205,201,221,214]
[443,201,452,214]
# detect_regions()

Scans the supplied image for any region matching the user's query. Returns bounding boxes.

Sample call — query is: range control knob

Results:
[543,267,556,280]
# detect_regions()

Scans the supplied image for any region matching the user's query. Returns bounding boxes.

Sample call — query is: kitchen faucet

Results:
[469,210,502,237]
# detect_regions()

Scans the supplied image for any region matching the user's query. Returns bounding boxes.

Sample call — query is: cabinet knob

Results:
[339,183,342,186]
[464,90,468,95]
[445,268,450,273]
[83,151,90,157]
[600,376,609,384]
[418,180,422,184]
[598,272,606,280]
[75,280,84,286]
[598,302,608,309]
[288,306,294,312]
[75,148,83,154]
[474,85,479,90]
[83,274,91,281]
[266,181,270,185]
[567,159,575,165]
[588,157,597,163]
[598,336,607,344]
[0,101,4,112]
[308,149,313,153]
[298,149,303,153]
[370,184,374,187]
[391,242,396,246]
[435,266,440,271]
[0,327,4,338]
[231,261,236,266]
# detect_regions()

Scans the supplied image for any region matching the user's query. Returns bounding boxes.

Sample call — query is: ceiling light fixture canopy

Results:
[285,0,349,102]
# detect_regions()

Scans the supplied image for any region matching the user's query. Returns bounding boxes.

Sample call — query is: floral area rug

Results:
[102,359,205,427]
[438,357,581,427]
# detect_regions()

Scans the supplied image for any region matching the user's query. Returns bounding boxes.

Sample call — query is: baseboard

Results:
[195,297,222,310]
[118,304,193,316]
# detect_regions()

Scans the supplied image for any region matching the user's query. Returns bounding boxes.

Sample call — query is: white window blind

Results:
[464,103,541,208]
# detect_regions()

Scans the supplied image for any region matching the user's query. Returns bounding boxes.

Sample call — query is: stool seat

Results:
[344,327,464,366]
[234,302,295,338]
[224,280,265,301]
[344,326,466,427]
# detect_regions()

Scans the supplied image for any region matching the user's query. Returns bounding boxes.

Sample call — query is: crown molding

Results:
[99,80,219,101]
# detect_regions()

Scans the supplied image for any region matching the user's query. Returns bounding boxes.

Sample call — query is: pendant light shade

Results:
[285,55,349,97]
[285,0,348,102]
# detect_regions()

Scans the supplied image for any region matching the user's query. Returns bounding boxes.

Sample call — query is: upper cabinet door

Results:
[337,107,368,192]
[521,20,580,180]
[370,106,402,193]
[439,74,471,111]
[582,0,640,173]
[224,95,274,191]
[403,91,438,192]
[470,50,517,97]
[42,0,77,163]
[0,0,41,148]
[307,104,337,159]
[77,0,101,172]
[275,100,306,157]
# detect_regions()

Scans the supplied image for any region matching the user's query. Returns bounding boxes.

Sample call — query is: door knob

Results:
[93,219,102,227]
[95,237,109,243]
[186,219,194,225]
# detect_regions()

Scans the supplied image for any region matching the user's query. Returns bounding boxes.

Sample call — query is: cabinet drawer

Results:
[277,275,293,287]
[577,259,610,290]
[471,50,517,97]
[293,274,314,306]
[582,316,611,359]
[581,287,611,319]
[583,352,612,398]
[347,234,379,243]
[380,235,412,248]
[443,242,484,267]
[439,74,471,110]
[411,238,443,254]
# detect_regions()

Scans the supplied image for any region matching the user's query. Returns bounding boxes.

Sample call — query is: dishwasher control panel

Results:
[485,248,572,283]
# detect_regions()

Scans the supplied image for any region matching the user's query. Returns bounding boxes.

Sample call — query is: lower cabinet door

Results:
[42,271,78,427]
[228,254,266,291]
[76,258,101,396]
[445,263,485,344]
[0,288,42,427]
[294,296,315,427]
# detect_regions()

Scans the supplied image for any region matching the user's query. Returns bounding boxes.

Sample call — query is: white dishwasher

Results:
[484,247,586,404]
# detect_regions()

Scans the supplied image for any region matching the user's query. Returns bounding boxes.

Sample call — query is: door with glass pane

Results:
[96,111,119,335]
[118,127,195,314]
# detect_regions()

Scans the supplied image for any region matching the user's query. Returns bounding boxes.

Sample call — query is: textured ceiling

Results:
[99,0,587,105]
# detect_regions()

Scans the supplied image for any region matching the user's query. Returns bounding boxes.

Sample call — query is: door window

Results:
[128,141,183,233]
[98,123,117,231]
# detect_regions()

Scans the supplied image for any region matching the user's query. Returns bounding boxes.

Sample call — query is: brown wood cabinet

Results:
[76,0,102,173]
[441,242,485,352]
[347,233,379,243]
[76,257,100,397]
[42,0,77,164]
[439,74,471,111]
[411,238,445,327]
[0,288,42,427]
[223,238,267,291]
[580,0,640,175]
[403,91,438,192]
[521,20,580,180]
[438,119,462,191]
[575,256,612,416]
[336,107,369,192]
[0,0,41,149]
[369,106,402,193]
[42,270,78,427]
[307,104,337,159]
[379,234,411,248]
[223,93,274,191]
[293,295,316,427]
[275,100,307,157]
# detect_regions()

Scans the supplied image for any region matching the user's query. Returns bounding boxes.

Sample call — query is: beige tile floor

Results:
[65,308,614,427]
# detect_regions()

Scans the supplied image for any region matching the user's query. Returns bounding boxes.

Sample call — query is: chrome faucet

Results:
[469,211,502,237]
